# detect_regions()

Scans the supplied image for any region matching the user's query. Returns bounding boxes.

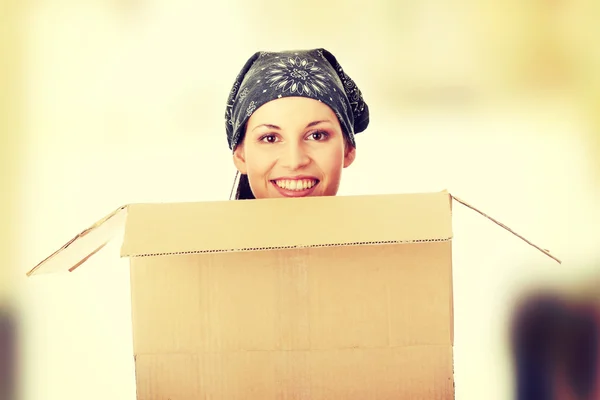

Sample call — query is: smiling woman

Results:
[224,49,370,200]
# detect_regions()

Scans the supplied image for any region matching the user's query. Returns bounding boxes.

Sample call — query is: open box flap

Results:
[450,195,562,264]
[120,191,453,257]
[26,206,128,276]
[25,190,561,277]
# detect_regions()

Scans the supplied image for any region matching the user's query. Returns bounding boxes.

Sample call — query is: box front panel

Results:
[129,241,453,398]
[134,345,454,400]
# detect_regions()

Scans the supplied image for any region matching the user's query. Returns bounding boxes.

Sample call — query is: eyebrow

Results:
[251,120,330,132]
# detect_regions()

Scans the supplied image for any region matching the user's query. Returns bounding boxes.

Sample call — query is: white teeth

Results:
[275,179,317,191]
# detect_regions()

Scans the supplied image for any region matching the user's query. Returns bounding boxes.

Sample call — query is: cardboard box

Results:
[27,190,560,399]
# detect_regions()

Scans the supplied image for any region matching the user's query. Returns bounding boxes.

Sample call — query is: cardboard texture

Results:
[27,191,560,400]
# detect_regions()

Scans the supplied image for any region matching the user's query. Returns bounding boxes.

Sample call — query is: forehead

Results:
[247,97,338,128]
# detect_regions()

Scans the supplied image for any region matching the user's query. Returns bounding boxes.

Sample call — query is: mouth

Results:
[270,177,319,197]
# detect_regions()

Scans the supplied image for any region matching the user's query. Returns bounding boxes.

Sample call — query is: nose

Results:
[279,142,310,170]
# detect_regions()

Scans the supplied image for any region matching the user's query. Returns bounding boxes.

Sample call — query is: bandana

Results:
[225,48,370,151]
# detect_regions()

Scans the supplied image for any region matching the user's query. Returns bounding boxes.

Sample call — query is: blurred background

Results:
[1,0,599,399]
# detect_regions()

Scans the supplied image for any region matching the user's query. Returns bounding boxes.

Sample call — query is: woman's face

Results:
[233,96,356,199]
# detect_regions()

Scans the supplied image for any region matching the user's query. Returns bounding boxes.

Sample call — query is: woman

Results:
[225,48,370,200]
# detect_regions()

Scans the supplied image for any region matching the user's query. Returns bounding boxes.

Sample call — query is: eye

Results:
[259,134,279,143]
[307,130,329,141]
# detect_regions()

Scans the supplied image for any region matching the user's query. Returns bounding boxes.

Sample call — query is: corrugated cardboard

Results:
[27,191,560,399]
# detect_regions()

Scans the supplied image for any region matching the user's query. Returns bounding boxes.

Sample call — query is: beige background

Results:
[2,1,600,399]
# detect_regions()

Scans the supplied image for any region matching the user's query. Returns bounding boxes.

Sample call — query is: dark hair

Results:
[229,126,255,200]
[230,171,255,200]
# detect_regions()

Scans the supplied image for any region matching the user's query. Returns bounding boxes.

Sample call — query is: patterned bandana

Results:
[225,48,370,151]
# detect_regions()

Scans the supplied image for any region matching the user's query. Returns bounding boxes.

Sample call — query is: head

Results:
[225,49,370,200]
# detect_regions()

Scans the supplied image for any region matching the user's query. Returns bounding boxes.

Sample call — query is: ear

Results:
[343,144,356,168]
[232,144,248,174]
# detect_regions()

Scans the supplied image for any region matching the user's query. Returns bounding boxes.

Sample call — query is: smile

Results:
[273,178,318,191]
[270,178,319,197]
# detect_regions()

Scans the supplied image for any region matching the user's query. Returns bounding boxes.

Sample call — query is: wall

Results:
[5,1,600,399]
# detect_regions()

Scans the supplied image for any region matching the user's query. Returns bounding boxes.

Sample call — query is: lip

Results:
[272,175,319,181]
[270,177,320,198]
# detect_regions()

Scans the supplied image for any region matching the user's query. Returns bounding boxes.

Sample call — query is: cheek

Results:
[242,148,276,198]
[316,146,345,187]
[320,146,345,171]
[317,148,345,196]
[244,149,272,177]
